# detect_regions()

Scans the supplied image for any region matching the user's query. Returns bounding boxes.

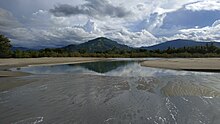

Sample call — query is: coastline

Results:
[2,57,220,77]
[0,57,107,91]
[141,58,220,72]
[0,57,107,77]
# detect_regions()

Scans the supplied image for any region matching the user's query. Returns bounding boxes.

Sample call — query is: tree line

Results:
[1,34,220,58]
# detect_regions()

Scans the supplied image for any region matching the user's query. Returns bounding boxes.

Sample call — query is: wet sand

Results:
[1,59,220,123]
[141,58,220,72]
[1,74,220,123]
[0,57,106,91]
[0,77,36,91]
[0,57,106,77]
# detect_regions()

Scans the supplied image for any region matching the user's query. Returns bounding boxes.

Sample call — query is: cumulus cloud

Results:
[139,13,166,33]
[0,8,36,45]
[212,20,220,27]
[1,0,220,48]
[185,0,220,11]
[28,21,158,48]
[108,28,158,47]
[162,8,220,30]
[49,0,131,18]
[24,19,106,48]
[0,8,21,33]
[8,17,158,48]
[162,20,220,42]
[9,27,99,48]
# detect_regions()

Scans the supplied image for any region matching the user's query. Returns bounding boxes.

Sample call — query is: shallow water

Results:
[1,59,220,124]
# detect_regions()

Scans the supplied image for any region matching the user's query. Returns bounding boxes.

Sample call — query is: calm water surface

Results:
[1,59,220,124]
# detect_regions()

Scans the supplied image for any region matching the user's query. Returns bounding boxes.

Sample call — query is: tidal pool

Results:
[1,59,220,124]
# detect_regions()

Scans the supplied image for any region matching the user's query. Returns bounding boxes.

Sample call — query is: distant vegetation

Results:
[0,34,12,58]
[1,34,220,58]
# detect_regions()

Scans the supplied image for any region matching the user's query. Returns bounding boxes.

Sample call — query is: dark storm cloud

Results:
[49,0,131,18]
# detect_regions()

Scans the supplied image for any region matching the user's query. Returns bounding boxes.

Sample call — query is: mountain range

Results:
[142,39,220,50]
[11,47,32,51]
[63,38,220,52]
[13,37,220,52]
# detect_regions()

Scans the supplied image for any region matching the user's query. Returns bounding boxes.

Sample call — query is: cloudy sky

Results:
[0,0,220,48]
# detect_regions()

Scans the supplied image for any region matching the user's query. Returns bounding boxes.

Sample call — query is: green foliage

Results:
[0,34,12,57]
[8,44,220,58]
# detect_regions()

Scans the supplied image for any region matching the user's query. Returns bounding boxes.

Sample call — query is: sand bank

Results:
[0,57,106,77]
[141,58,220,72]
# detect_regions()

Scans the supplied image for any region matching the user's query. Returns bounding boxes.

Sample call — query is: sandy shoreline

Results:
[0,57,107,91]
[141,58,220,72]
[0,57,106,77]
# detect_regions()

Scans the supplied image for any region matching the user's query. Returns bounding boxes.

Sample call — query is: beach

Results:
[0,57,106,91]
[1,58,220,123]
[1,73,220,123]
[0,57,106,77]
[2,57,220,77]
[141,58,220,72]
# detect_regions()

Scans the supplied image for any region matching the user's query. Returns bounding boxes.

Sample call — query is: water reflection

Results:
[14,60,220,97]
[2,60,220,124]
[16,60,216,77]
[69,61,132,73]
[15,60,220,98]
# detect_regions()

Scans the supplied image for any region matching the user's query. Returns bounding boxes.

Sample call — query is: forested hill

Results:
[2,33,220,58]
[141,39,220,50]
[63,37,133,53]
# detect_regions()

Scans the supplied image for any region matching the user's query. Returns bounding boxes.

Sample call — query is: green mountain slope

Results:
[63,37,132,53]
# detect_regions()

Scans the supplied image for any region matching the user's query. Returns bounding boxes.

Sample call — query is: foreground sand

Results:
[141,58,220,72]
[0,57,106,77]
[1,74,220,123]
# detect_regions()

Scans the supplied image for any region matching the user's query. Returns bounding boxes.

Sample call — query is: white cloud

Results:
[33,10,47,16]
[108,29,158,47]
[162,20,220,42]
[146,13,167,33]
[10,28,35,41]
[12,7,159,48]
[1,0,220,48]
[0,8,21,32]
[212,20,220,27]
[185,0,220,11]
